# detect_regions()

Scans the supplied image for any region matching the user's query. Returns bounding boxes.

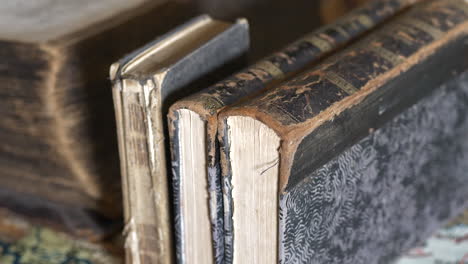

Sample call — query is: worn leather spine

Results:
[218,0,468,262]
[168,0,418,263]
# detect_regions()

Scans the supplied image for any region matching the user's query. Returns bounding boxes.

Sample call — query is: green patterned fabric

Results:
[0,210,466,263]
[0,227,120,264]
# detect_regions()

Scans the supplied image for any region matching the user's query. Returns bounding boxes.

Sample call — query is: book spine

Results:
[186,0,418,114]
[112,78,173,264]
[248,0,468,127]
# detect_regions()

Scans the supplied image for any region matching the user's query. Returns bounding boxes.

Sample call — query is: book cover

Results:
[168,0,418,263]
[218,0,468,262]
[111,16,249,264]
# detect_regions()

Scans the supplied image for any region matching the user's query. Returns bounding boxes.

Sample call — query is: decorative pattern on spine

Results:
[168,0,418,263]
[187,0,418,111]
[246,0,468,127]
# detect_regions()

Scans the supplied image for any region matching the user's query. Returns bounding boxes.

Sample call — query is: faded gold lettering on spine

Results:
[303,34,333,52]
[344,20,361,32]
[324,72,359,95]
[330,24,350,38]
[356,14,374,28]
[254,61,284,78]
[369,45,405,66]
[380,23,419,46]
[393,35,413,46]
[200,94,224,110]
[400,18,443,39]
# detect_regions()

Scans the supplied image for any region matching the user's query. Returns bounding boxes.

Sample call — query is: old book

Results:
[167,0,417,263]
[218,0,468,263]
[0,0,195,238]
[111,15,249,264]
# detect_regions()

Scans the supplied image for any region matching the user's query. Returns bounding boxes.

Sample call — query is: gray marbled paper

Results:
[279,72,468,263]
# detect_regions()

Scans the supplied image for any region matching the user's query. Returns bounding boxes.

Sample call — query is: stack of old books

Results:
[2,0,468,263]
